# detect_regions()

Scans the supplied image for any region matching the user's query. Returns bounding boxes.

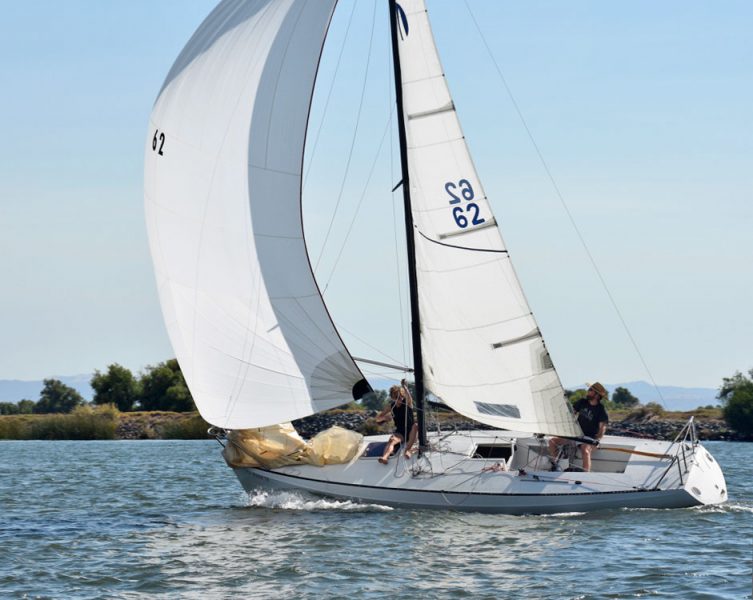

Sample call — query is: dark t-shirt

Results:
[573,398,609,438]
[391,399,415,438]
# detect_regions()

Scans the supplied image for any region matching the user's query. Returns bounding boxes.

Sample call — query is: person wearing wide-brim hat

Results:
[548,382,609,472]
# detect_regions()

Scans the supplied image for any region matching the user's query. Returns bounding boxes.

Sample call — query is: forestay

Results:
[395,0,581,437]
[144,0,370,429]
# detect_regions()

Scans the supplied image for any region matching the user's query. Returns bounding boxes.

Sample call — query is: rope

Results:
[322,114,393,291]
[462,0,666,406]
[314,0,378,273]
[335,321,406,366]
[302,0,358,190]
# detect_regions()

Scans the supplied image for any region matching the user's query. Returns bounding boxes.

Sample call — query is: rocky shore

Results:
[607,416,748,441]
[292,410,752,442]
[115,412,209,440]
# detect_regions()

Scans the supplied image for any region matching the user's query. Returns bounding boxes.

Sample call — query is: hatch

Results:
[473,443,514,461]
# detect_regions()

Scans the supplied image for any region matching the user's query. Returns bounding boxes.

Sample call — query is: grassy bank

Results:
[0,407,212,440]
[0,405,119,440]
[607,406,723,421]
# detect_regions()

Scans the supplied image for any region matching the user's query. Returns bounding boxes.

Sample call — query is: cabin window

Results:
[473,444,513,460]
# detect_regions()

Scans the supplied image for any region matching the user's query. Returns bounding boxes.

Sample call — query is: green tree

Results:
[17,399,36,414]
[612,386,640,407]
[719,368,753,435]
[33,379,84,414]
[565,388,587,405]
[163,377,195,412]
[0,402,19,415]
[719,369,753,401]
[361,389,388,412]
[139,359,195,412]
[91,364,140,411]
[0,399,36,414]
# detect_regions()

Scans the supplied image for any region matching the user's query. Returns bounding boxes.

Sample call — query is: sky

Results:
[0,0,750,390]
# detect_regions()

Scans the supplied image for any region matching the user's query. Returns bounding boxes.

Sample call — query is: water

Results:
[1,440,750,599]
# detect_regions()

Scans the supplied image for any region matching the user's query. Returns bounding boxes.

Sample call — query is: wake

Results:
[694,501,753,514]
[244,489,393,512]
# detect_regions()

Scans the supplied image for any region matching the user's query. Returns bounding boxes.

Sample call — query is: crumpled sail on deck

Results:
[395,0,581,437]
[222,424,364,469]
[144,0,371,429]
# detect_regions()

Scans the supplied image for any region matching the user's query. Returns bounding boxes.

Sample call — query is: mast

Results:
[388,0,427,448]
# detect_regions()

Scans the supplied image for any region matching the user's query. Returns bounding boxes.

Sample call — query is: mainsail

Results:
[144,0,370,429]
[394,0,581,437]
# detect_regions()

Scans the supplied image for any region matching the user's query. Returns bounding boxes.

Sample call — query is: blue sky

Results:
[1,1,750,390]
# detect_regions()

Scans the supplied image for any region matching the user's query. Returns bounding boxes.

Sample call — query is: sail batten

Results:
[408,102,454,120]
[436,218,498,239]
[396,0,581,437]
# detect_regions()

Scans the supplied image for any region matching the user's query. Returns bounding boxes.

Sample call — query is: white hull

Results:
[229,430,727,514]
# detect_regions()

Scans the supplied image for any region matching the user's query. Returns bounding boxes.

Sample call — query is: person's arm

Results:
[401,379,413,408]
[596,405,608,440]
[375,402,392,424]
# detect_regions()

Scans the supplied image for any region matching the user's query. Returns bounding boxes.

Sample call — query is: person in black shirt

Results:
[375,379,418,464]
[548,382,609,472]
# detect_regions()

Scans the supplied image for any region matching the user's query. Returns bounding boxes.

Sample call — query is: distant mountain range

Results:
[0,375,93,403]
[0,376,718,412]
[595,381,720,411]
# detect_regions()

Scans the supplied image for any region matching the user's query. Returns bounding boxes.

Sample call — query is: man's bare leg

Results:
[581,444,593,472]
[404,424,419,458]
[379,434,402,464]
[548,437,565,463]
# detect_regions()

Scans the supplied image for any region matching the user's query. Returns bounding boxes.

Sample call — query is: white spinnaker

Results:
[144,0,369,429]
[395,0,580,437]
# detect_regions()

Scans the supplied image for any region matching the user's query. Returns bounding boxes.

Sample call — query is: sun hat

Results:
[586,382,608,399]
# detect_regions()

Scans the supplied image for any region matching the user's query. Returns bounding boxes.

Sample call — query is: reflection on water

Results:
[0,440,750,599]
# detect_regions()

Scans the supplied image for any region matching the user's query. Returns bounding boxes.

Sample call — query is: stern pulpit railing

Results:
[651,416,698,490]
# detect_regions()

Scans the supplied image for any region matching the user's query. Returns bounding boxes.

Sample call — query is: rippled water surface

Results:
[1,440,750,599]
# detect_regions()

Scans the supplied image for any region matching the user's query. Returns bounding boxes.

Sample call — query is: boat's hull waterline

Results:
[229,430,726,514]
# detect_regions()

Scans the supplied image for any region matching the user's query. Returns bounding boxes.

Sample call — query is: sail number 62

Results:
[152,130,165,156]
[445,179,484,229]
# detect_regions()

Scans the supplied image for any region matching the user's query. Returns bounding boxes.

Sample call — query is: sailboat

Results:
[144,0,726,513]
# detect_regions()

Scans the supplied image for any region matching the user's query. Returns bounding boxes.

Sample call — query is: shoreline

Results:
[0,409,750,442]
[292,410,752,443]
